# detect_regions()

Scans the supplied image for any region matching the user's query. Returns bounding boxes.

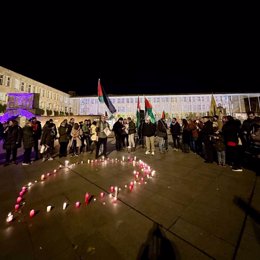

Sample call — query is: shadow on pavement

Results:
[137,222,177,260]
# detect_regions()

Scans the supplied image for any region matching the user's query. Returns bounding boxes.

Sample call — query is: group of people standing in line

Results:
[0,111,259,172]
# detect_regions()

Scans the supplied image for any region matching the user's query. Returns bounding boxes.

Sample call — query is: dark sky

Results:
[2,4,260,96]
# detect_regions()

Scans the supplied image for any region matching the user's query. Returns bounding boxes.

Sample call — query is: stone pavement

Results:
[0,140,259,259]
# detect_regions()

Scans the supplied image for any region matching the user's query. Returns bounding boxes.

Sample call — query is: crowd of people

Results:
[0,111,259,172]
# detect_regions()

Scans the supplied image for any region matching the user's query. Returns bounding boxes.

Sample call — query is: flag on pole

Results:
[144,97,156,123]
[209,94,217,116]
[97,79,116,114]
[136,96,141,129]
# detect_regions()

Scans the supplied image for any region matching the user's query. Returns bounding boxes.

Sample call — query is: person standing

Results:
[112,117,124,151]
[142,116,156,155]
[127,117,136,151]
[96,115,110,159]
[170,118,181,151]
[3,119,22,166]
[58,119,69,157]
[30,117,42,161]
[22,120,34,165]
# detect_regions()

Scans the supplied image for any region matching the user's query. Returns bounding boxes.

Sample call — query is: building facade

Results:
[72,93,260,120]
[1,66,260,120]
[0,66,75,115]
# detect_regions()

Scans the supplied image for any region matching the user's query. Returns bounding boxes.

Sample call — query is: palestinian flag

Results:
[136,96,141,129]
[144,97,156,123]
[97,79,116,114]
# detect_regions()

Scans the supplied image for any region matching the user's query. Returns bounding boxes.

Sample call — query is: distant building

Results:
[0,66,75,115]
[1,66,260,120]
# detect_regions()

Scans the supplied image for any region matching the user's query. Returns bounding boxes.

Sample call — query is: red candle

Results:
[29,209,35,218]
[100,192,105,198]
[15,204,20,211]
[75,201,81,208]
[85,193,90,205]
[16,196,22,203]
[19,191,24,196]
[110,186,115,193]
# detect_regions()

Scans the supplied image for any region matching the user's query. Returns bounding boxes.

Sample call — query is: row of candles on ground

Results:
[6,156,156,223]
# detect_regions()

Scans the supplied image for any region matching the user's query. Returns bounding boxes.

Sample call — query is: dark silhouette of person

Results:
[137,222,176,260]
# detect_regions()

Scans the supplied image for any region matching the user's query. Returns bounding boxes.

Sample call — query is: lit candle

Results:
[22,186,27,191]
[110,186,115,193]
[151,170,155,176]
[100,192,105,198]
[59,164,62,168]
[85,193,90,205]
[53,169,57,173]
[114,186,118,200]
[63,202,67,210]
[134,156,136,161]
[133,161,136,166]
[87,159,90,164]
[41,174,45,181]
[122,156,125,161]
[65,160,69,167]
[46,206,52,212]
[16,197,22,203]
[75,201,81,208]
[47,173,50,177]
[6,212,13,222]
[29,209,35,218]
[15,204,20,211]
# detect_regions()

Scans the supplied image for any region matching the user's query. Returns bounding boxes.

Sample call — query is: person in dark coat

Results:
[112,117,124,151]
[222,115,243,171]
[40,122,56,161]
[22,120,34,165]
[30,117,42,161]
[170,118,181,151]
[3,120,22,166]
[200,116,214,162]
[58,119,70,157]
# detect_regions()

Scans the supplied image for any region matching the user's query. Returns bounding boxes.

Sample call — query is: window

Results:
[0,75,3,85]
[20,82,25,91]
[28,85,31,93]
[6,76,11,87]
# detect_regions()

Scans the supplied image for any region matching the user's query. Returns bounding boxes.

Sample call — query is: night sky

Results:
[2,4,259,96]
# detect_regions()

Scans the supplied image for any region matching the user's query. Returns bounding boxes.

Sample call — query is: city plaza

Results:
[0,66,260,259]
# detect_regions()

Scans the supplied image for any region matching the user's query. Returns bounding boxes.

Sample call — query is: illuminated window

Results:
[20,82,25,91]
[6,76,11,87]
[0,75,3,85]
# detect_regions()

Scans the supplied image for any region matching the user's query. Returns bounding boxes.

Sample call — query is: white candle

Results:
[46,206,52,212]
[115,186,118,199]
[122,156,125,161]
[63,202,67,210]
[65,160,69,167]
[6,212,13,222]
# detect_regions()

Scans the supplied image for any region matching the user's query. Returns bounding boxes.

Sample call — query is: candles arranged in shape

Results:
[6,155,157,222]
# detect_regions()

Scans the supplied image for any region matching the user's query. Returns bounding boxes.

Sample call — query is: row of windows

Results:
[79,96,233,105]
[0,74,69,103]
